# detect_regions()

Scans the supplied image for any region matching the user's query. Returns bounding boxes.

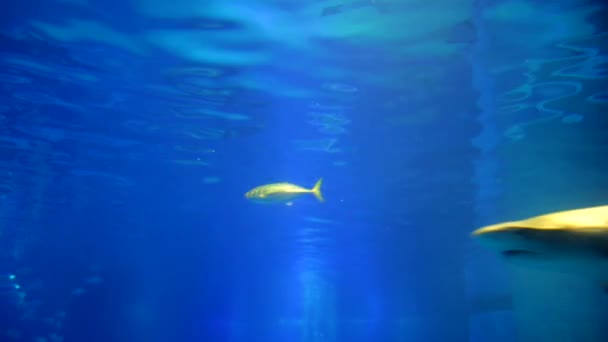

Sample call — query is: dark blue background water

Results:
[1,1,607,341]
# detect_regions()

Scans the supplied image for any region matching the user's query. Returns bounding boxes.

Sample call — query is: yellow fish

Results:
[472,205,608,289]
[245,178,324,204]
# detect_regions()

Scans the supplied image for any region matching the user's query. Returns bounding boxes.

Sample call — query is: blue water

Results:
[1,1,607,341]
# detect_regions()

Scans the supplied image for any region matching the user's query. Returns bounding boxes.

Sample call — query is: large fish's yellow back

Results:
[473,205,608,236]
[522,205,608,230]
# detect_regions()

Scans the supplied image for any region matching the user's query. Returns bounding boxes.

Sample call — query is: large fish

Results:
[245,178,324,204]
[472,205,608,291]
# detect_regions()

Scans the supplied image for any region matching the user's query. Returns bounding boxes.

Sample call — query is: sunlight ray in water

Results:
[295,225,336,342]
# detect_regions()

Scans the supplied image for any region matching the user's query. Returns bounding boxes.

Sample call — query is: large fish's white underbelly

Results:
[508,254,608,282]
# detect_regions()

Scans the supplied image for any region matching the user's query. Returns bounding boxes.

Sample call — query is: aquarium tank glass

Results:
[0,0,607,341]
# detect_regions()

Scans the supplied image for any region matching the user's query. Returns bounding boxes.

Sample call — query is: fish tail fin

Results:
[311,178,324,202]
